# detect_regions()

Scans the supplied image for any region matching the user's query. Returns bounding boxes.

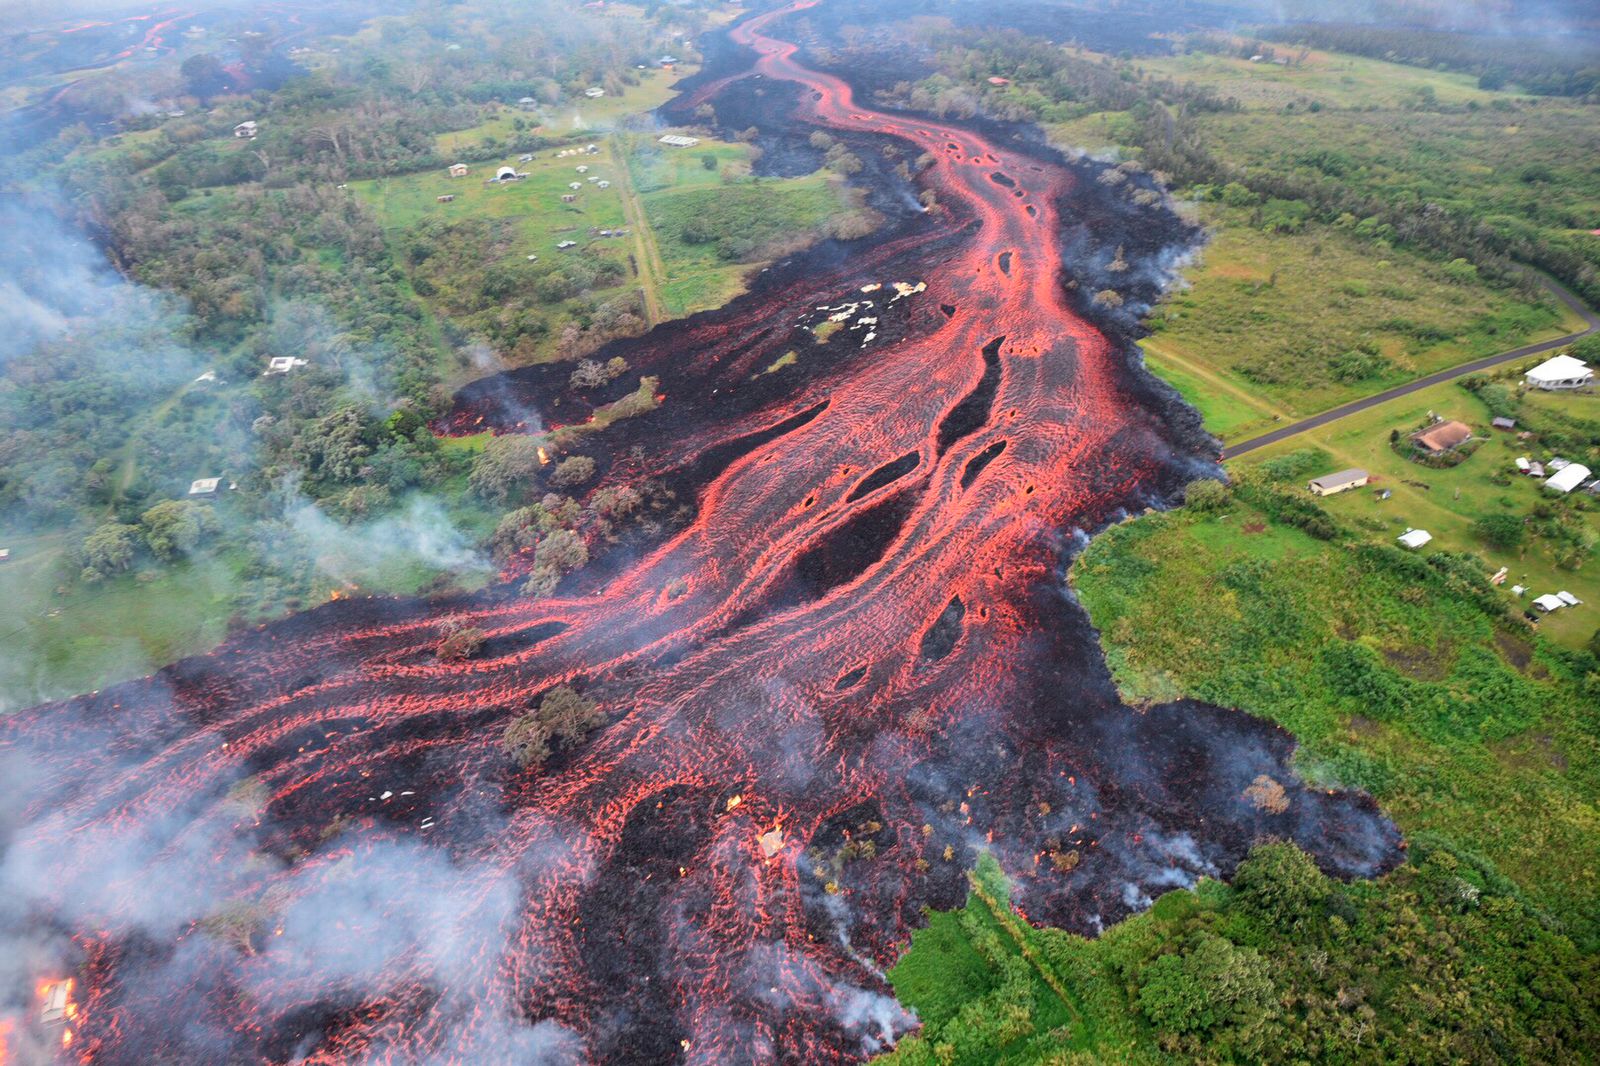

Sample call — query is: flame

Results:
[725,794,742,811]
[537,446,550,465]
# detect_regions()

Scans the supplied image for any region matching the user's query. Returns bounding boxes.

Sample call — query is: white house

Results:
[1544,463,1591,494]
[1524,354,1592,390]
[188,477,222,497]
[584,87,605,98]
[1397,528,1432,549]
[265,356,307,375]
[233,120,258,139]
[659,134,701,148]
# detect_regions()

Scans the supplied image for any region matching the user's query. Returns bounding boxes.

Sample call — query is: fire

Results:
[537,446,550,465]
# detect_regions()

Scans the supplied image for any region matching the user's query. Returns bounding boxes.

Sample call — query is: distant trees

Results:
[79,523,140,581]
[140,500,219,560]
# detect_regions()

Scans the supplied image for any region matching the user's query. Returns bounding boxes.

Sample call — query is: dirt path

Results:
[607,138,668,327]
[1222,276,1599,460]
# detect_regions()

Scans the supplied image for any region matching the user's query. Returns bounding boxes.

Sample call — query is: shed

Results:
[584,87,605,98]
[188,477,222,497]
[987,76,1011,86]
[1524,354,1592,390]
[448,163,469,177]
[576,165,589,173]
[1544,463,1591,494]
[1307,468,1368,496]
[495,166,520,182]
[1532,593,1566,613]
[1491,416,1516,430]
[233,120,258,139]
[1413,420,1473,452]
[1515,456,1530,472]
[597,180,611,189]
[436,194,455,203]
[518,96,538,110]
[1529,461,1545,478]
[265,356,307,374]
[1557,590,1583,606]
[1397,528,1432,549]
[659,134,701,148]
[561,194,577,203]
[568,181,582,190]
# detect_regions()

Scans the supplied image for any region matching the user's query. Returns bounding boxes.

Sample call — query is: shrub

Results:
[436,625,486,661]
[550,455,596,488]
[1183,478,1230,511]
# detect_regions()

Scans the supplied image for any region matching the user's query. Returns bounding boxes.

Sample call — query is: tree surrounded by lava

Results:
[0,3,1399,1063]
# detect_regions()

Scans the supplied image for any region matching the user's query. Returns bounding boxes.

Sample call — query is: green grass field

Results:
[1139,205,1571,440]
[1071,493,1600,943]
[1233,378,1600,647]
[1136,44,1513,111]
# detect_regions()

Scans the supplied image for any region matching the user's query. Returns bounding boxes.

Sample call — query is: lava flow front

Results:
[0,3,1400,1063]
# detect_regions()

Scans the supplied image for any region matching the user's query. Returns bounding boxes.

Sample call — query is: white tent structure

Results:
[1397,528,1432,549]
[1533,594,1566,613]
[1524,354,1592,390]
[1544,463,1591,494]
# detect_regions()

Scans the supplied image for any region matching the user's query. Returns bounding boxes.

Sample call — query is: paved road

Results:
[1221,276,1600,460]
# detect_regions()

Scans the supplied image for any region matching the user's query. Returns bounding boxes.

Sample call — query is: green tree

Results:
[469,435,545,502]
[1473,513,1525,550]
[80,523,140,581]
[1230,840,1331,931]
[140,500,219,560]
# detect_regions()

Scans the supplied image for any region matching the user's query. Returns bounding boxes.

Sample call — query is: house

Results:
[1532,593,1567,614]
[568,181,582,190]
[518,96,538,110]
[584,87,605,98]
[1491,416,1516,430]
[1413,419,1473,453]
[494,166,520,181]
[987,76,1011,86]
[233,120,258,139]
[265,356,307,374]
[448,163,469,178]
[586,144,599,154]
[436,194,455,203]
[1544,462,1591,494]
[659,134,701,148]
[597,180,611,189]
[188,477,222,498]
[1397,528,1432,549]
[1307,468,1368,496]
[1524,354,1593,390]
[576,164,589,173]
[40,980,71,1026]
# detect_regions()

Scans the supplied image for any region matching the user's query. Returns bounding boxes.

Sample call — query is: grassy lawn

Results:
[1071,494,1600,944]
[433,67,688,155]
[1139,204,1570,439]
[1232,378,1600,648]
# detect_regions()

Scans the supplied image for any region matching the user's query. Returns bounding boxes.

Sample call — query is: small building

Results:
[1528,461,1546,478]
[597,180,611,189]
[1544,462,1592,495]
[40,980,71,1026]
[584,86,605,98]
[0,548,10,563]
[1515,456,1531,472]
[1413,420,1473,453]
[436,194,455,203]
[658,55,680,66]
[658,134,701,148]
[557,240,577,249]
[586,144,599,154]
[1397,528,1432,550]
[518,96,538,110]
[1532,593,1567,614]
[495,166,520,181]
[1524,354,1593,391]
[568,181,582,190]
[1491,416,1516,430]
[265,356,307,375]
[561,194,577,203]
[233,120,258,139]
[448,163,469,178]
[1307,468,1368,496]
[188,477,222,498]
[987,76,1011,86]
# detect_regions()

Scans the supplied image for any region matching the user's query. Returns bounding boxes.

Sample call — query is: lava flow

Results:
[0,3,1400,1063]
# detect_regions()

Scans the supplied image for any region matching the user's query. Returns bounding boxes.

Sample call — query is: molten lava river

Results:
[0,3,1400,1063]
